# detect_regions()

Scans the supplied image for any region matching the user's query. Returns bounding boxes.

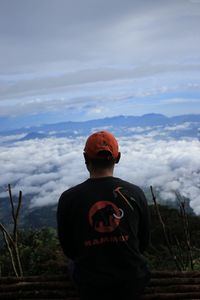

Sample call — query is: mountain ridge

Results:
[1,113,200,137]
[0,113,200,145]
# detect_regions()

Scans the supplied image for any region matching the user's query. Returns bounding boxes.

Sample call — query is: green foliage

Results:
[0,227,67,276]
[1,203,200,275]
[147,204,200,271]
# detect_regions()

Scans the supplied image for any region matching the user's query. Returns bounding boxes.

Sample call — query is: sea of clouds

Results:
[0,132,200,214]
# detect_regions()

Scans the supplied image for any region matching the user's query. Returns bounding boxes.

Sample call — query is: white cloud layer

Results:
[0,133,200,214]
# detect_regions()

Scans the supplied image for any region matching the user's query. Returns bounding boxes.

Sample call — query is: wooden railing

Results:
[0,271,200,299]
[142,271,200,299]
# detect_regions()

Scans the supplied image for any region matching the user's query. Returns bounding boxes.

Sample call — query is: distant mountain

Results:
[0,194,57,229]
[19,132,48,141]
[22,204,57,228]
[0,113,200,141]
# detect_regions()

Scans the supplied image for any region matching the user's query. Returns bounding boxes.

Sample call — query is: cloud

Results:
[116,137,200,212]
[189,0,200,3]
[164,123,192,131]
[0,0,200,120]
[0,137,87,204]
[0,130,200,214]
[163,98,200,105]
[0,72,200,120]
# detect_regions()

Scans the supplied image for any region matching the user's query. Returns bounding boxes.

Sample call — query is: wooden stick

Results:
[150,186,182,271]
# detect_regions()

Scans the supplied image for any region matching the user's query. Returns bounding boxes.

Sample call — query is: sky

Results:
[0,0,200,130]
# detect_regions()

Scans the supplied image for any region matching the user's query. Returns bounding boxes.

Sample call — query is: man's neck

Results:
[90,169,113,178]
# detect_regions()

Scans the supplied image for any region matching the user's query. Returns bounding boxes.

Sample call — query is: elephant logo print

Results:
[88,201,124,233]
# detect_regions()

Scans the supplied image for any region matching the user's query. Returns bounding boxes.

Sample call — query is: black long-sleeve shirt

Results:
[57,177,150,284]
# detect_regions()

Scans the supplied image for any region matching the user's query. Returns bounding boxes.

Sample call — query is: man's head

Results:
[83,131,121,174]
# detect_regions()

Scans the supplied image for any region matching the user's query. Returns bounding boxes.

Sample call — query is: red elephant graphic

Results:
[88,201,124,233]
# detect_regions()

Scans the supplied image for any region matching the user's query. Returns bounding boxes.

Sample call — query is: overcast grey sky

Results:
[0,0,200,128]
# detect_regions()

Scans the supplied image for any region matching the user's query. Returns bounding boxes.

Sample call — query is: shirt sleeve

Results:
[57,192,75,259]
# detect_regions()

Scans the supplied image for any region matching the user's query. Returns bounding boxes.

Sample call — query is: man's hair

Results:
[85,150,116,169]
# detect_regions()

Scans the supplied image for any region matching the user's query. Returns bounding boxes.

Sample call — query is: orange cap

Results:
[84,131,119,160]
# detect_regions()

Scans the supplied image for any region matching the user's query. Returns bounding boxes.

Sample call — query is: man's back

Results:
[57,131,151,300]
[57,176,150,285]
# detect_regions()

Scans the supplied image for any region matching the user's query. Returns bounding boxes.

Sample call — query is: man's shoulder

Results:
[115,177,147,205]
[58,180,88,209]
[115,177,144,193]
[60,180,88,198]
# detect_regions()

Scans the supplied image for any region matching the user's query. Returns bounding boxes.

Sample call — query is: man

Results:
[57,131,151,300]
